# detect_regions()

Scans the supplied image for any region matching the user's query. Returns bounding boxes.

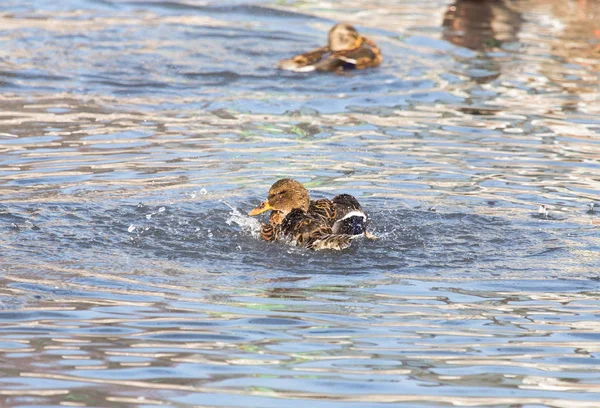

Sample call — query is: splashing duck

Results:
[278,23,382,73]
[248,179,375,251]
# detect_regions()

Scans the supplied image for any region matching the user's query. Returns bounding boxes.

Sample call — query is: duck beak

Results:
[248,201,272,216]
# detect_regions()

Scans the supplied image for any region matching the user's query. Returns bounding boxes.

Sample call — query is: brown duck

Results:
[248,179,375,251]
[279,23,382,73]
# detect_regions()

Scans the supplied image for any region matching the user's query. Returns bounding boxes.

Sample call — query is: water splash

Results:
[223,200,262,239]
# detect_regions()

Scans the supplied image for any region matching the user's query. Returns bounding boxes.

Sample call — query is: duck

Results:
[278,23,382,73]
[248,179,375,250]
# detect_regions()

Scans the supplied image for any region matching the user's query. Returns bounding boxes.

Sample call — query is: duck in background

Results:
[248,179,375,250]
[279,23,382,73]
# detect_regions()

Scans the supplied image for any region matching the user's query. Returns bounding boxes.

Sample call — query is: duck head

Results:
[328,23,363,52]
[248,179,310,217]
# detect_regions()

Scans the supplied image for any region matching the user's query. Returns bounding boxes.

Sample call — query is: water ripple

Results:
[0,0,599,406]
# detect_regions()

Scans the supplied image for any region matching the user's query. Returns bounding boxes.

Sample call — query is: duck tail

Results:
[307,234,353,251]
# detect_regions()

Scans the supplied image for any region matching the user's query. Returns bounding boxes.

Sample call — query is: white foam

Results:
[223,200,262,239]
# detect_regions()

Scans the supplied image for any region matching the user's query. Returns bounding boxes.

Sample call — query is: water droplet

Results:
[128,224,136,233]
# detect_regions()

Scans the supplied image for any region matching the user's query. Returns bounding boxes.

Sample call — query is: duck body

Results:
[279,23,382,73]
[248,179,373,251]
[279,208,352,250]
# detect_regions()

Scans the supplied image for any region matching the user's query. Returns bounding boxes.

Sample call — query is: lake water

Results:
[1,0,599,407]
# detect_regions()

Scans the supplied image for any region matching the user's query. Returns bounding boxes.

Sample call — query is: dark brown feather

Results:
[308,198,336,226]
[356,36,383,69]
[307,234,353,251]
[332,194,363,218]
[260,224,278,241]
[278,208,338,249]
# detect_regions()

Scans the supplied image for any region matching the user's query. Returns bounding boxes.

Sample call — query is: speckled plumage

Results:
[248,179,374,251]
[278,23,382,73]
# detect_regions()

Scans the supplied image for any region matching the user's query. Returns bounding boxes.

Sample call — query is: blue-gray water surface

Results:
[0,0,599,407]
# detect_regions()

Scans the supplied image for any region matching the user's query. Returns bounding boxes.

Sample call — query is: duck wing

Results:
[279,208,352,250]
[355,36,383,69]
[278,46,330,72]
[331,194,369,235]
[308,198,336,226]
[280,209,330,246]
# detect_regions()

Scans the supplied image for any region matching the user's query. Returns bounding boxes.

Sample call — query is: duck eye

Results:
[268,190,286,200]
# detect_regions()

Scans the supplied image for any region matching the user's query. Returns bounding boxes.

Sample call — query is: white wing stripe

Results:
[338,210,366,221]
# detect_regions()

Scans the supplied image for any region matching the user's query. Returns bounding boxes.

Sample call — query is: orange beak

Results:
[248,201,272,216]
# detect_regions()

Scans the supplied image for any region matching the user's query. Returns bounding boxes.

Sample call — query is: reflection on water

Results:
[1,274,600,407]
[442,0,522,83]
[443,0,522,51]
[0,0,599,406]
